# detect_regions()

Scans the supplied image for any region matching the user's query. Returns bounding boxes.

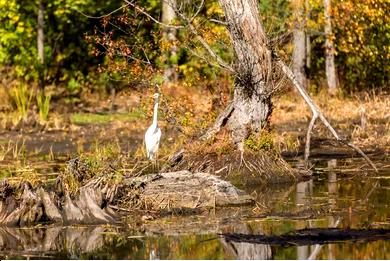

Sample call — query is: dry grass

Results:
[1,79,388,185]
[164,130,306,186]
[272,91,390,152]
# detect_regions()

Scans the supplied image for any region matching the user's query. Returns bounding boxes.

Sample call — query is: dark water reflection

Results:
[0,157,389,259]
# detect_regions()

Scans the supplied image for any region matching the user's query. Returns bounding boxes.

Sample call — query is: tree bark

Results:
[292,0,307,89]
[305,0,311,70]
[218,0,273,149]
[162,0,178,83]
[37,0,45,90]
[324,0,338,94]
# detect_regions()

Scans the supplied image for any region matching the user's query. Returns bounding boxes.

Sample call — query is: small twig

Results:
[188,0,205,23]
[174,9,235,73]
[193,193,202,208]
[215,166,228,174]
[72,3,130,19]
[209,18,228,25]
[109,205,131,212]
[186,46,229,72]
[124,0,183,29]
[135,162,152,176]
[362,181,379,203]
[242,156,252,172]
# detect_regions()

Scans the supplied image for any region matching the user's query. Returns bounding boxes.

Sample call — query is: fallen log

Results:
[0,160,254,226]
[128,171,254,209]
[222,228,390,246]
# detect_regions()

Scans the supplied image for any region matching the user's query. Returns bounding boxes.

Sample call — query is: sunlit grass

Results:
[272,91,390,150]
[36,90,51,122]
[9,83,34,121]
[71,110,145,125]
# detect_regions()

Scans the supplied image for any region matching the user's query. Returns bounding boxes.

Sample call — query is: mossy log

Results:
[0,164,254,226]
[129,171,254,209]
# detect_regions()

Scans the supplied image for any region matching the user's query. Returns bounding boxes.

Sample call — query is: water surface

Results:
[0,156,389,259]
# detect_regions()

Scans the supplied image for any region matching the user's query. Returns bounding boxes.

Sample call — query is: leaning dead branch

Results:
[184,11,375,172]
[274,54,377,172]
[199,51,377,172]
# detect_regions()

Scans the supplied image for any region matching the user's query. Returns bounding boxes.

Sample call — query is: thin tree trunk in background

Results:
[218,0,273,150]
[305,0,311,86]
[292,0,307,89]
[324,0,338,94]
[37,0,45,90]
[162,0,177,83]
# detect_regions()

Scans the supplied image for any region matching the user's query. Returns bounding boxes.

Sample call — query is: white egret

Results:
[145,93,162,161]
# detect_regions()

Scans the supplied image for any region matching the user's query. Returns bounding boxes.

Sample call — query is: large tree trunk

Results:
[37,0,45,90]
[324,0,338,94]
[162,0,178,83]
[218,0,273,149]
[292,0,308,89]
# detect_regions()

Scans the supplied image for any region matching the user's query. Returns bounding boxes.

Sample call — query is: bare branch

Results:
[124,0,184,29]
[186,46,229,71]
[72,3,130,19]
[275,53,378,172]
[188,0,205,23]
[209,18,228,25]
[174,8,235,73]
[191,29,235,73]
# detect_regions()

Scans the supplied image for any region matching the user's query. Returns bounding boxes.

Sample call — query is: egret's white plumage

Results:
[145,93,161,160]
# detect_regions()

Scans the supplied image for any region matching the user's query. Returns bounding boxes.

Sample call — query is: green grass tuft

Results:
[244,131,274,152]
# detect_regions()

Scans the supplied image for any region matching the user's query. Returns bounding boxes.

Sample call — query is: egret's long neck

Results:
[152,98,159,126]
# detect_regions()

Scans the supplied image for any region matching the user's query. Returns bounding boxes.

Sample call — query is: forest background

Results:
[0,0,388,154]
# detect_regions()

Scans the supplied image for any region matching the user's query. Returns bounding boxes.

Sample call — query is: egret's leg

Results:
[155,151,159,173]
[151,155,156,173]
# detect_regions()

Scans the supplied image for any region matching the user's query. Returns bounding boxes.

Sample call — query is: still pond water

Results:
[0,156,389,259]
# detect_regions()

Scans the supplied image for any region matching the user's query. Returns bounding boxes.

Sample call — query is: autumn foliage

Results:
[0,0,388,94]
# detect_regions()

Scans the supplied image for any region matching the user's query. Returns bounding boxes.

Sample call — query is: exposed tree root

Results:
[0,158,253,227]
[165,140,310,186]
[0,178,117,226]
